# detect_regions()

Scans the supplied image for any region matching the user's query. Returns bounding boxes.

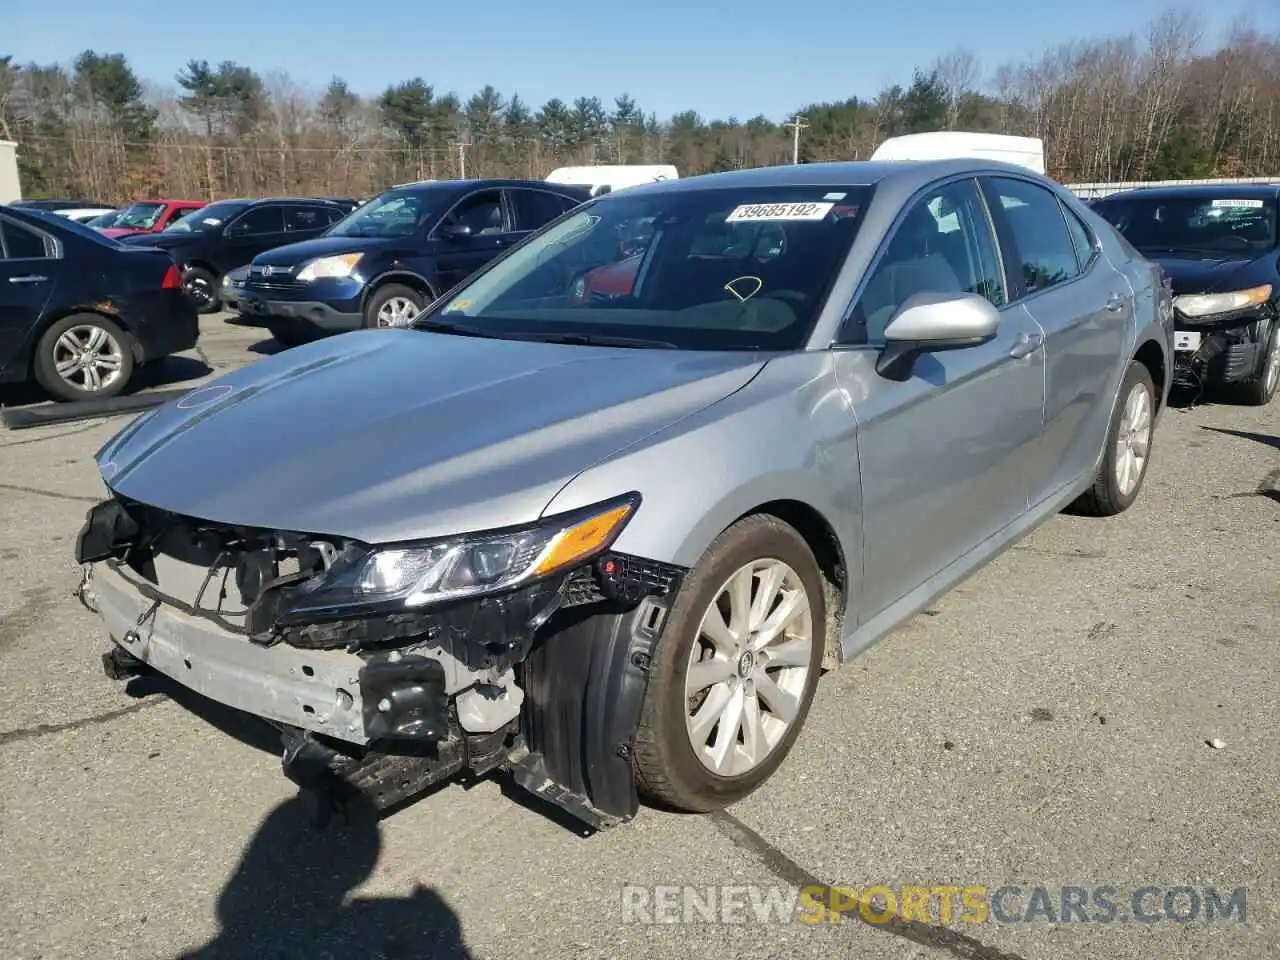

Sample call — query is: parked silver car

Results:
[77,159,1173,828]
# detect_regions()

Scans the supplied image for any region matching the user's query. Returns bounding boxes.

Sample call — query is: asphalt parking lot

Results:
[1,313,1276,960]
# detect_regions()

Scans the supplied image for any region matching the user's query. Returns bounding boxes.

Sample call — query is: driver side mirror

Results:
[439,222,473,240]
[875,292,1000,382]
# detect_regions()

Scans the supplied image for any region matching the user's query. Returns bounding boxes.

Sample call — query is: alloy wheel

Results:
[684,558,814,777]
[52,324,125,393]
[376,296,420,328]
[1114,381,1152,496]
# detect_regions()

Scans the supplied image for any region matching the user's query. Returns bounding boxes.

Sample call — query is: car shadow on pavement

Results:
[173,795,473,960]
[1200,425,1280,452]
[0,354,212,409]
[118,677,475,958]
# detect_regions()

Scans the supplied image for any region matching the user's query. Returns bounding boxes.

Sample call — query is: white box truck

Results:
[0,140,20,204]
[870,132,1045,174]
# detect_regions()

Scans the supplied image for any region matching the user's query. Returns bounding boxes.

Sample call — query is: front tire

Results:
[1236,320,1279,406]
[632,514,826,812]
[1071,360,1156,517]
[363,283,425,329]
[33,314,136,402]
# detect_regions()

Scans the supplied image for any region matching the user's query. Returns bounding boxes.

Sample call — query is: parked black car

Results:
[236,179,590,345]
[1093,183,1279,405]
[120,197,351,314]
[0,206,198,401]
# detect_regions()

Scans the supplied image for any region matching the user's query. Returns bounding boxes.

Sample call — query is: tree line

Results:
[1,8,1277,204]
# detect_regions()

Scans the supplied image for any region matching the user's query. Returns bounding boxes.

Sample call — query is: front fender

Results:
[542,352,861,592]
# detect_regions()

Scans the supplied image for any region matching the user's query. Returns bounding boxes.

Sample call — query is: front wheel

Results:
[1071,360,1157,517]
[33,314,136,402]
[182,266,221,314]
[1236,320,1279,406]
[631,514,826,812]
[363,283,425,329]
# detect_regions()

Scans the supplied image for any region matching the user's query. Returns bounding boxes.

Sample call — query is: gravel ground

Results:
[0,313,1276,960]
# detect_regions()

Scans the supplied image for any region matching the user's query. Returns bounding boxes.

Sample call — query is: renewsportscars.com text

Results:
[619,884,1248,926]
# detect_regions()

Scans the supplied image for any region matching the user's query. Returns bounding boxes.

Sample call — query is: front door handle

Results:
[1009,332,1044,359]
[8,274,47,284]
[1105,292,1126,312]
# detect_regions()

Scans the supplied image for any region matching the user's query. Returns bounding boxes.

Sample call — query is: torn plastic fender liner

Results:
[75,498,141,564]
[516,581,681,827]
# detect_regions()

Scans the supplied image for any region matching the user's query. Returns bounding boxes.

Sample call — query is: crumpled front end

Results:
[75,493,684,829]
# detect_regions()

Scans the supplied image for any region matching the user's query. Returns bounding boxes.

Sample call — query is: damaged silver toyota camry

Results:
[76,159,1173,829]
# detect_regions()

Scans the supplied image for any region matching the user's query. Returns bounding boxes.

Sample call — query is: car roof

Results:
[1098,182,1280,202]
[387,178,584,194]
[610,158,1055,199]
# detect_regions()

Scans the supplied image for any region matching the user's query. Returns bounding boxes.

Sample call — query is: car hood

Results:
[251,234,394,267]
[96,330,765,544]
[118,231,189,248]
[1145,252,1266,295]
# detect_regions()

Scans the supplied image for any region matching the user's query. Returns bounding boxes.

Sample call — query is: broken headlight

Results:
[281,493,639,619]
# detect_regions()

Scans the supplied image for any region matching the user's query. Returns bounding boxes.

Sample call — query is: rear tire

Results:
[1236,320,1279,407]
[33,314,136,402]
[632,514,826,812]
[363,283,425,329]
[1071,360,1156,517]
[182,266,221,314]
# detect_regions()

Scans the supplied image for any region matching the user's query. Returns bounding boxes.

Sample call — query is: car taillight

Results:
[161,264,181,290]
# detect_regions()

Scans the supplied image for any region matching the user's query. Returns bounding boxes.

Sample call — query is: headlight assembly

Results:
[280,493,639,620]
[1173,284,1272,320]
[296,252,363,282]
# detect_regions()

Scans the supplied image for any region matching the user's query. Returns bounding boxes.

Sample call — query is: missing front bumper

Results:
[86,547,684,830]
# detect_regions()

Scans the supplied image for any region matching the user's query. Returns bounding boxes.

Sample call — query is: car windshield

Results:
[326,189,438,238]
[85,210,122,228]
[164,201,248,233]
[417,185,873,351]
[1094,195,1278,254]
[115,201,168,229]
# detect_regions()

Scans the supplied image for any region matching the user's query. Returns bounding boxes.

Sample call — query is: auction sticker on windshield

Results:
[726,202,835,222]
[1210,199,1264,208]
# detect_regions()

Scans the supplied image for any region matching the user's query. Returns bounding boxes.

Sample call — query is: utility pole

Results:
[788,114,808,164]
[453,131,471,179]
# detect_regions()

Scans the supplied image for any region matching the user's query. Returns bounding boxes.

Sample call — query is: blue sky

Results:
[6,0,1277,122]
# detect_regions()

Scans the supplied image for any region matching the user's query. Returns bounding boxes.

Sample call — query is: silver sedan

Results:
[81,158,1173,828]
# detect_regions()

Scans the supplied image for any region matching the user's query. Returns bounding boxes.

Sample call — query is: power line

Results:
[787,114,808,164]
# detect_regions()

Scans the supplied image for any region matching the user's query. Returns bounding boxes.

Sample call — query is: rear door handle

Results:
[8,274,47,284]
[1105,292,1126,312]
[1009,332,1044,359]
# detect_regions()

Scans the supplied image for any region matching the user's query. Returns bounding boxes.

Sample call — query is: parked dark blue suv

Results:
[237,178,590,345]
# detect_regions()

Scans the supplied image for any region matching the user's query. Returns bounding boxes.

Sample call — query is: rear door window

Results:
[1,219,52,259]
[983,177,1081,296]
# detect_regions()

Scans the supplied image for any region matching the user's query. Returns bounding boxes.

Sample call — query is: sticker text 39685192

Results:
[725,202,835,223]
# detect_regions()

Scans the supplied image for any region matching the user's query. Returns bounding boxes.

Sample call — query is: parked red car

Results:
[98,199,205,239]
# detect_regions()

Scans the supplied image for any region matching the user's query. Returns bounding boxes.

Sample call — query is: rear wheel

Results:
[182,266,221,314]
[1071,360,1156,517]
[363,283,425,329]
[33,314,136,402]
[632,514,825,812]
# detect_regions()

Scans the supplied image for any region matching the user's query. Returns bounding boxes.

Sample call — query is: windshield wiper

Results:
[513,332,679,349]
[412,318,510,340]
